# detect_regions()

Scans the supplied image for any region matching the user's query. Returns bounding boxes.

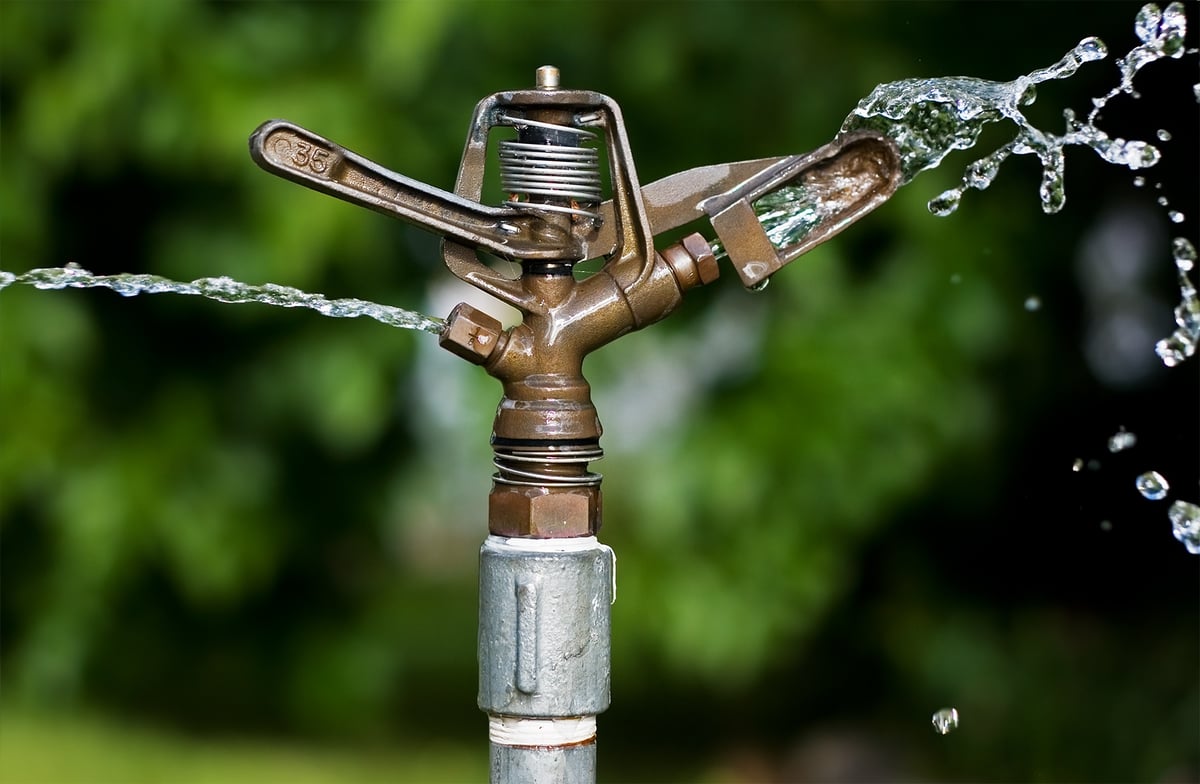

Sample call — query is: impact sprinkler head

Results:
[249,67,900,447]
[248,65,901,784]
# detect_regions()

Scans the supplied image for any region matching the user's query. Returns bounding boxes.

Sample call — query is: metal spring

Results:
[497,115,601,219]
[493,444,603,488]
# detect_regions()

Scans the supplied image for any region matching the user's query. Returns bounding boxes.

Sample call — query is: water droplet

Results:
[928,190,962,217]
[1167,210,1184,223]
[1168,500,1200,554]
[1134,3,1163,44]
[1136,470,1170,501]
[1099,519,1114,531]
[1024,295,1042,311]
[1072,458,1085,472]
[747,277,771,293]
[1157,195,1170,207]
[1133,175,1146,187]
[1172,237,1197,272]
[1156,335,1190,366]
[1108,428,1137,452]
[932,707,959,735]
[1157,128,1173,141]
[1075,36,1109,63]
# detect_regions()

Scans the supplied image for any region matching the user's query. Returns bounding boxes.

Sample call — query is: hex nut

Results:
[680,231,719,285]
[439,302,503,364]
[662,232,720,290]
[489,485,600,537]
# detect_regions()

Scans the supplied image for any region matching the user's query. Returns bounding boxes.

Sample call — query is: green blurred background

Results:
[1,1,1197,782]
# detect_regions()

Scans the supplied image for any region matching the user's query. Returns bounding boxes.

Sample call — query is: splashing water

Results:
[840,3,1188,215]
[0,265,444,334]
[827,2,1198,366]
[931,707,960,735]
[1169,500,1200,553]
[1135,470,1170,500]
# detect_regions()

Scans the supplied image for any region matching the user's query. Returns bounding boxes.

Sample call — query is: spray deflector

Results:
[628,132,902,287]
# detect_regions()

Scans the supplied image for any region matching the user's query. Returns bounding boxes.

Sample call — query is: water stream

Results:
[0,264,444,334]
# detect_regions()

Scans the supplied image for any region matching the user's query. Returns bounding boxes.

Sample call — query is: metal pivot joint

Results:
[249,65,901,784]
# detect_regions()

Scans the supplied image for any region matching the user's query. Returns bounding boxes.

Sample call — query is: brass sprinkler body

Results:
[440,230,717,538]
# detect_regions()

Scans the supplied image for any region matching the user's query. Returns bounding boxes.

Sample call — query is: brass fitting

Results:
[455,231,718,445]
[439,302,505,365]
[661,232,719,289]
[489,484,601,538]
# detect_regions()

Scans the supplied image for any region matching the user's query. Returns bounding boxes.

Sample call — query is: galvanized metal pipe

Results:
[479,535,614,784]
[490,741,596,784]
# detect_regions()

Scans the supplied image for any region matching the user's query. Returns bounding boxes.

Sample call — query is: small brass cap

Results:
[439,302,504,364]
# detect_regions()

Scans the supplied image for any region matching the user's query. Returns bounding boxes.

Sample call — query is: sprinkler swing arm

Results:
[249,66,900,784]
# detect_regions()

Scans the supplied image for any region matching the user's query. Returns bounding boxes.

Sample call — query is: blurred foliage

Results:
[0,708,487,783]
[1,1,1197,782]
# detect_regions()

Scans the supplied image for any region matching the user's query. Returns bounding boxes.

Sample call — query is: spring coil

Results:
[498,115,601,219]
[493,444,603,488]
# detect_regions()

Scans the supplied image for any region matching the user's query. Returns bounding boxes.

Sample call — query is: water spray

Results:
[248,65,900,783]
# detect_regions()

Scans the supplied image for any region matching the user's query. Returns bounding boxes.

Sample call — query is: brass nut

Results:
[662,232,720,290]
[489,485,600,538]
[439,302,503,364]
[680,232,719,284]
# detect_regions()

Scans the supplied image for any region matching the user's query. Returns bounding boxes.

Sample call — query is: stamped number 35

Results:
[292,141,331,174]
